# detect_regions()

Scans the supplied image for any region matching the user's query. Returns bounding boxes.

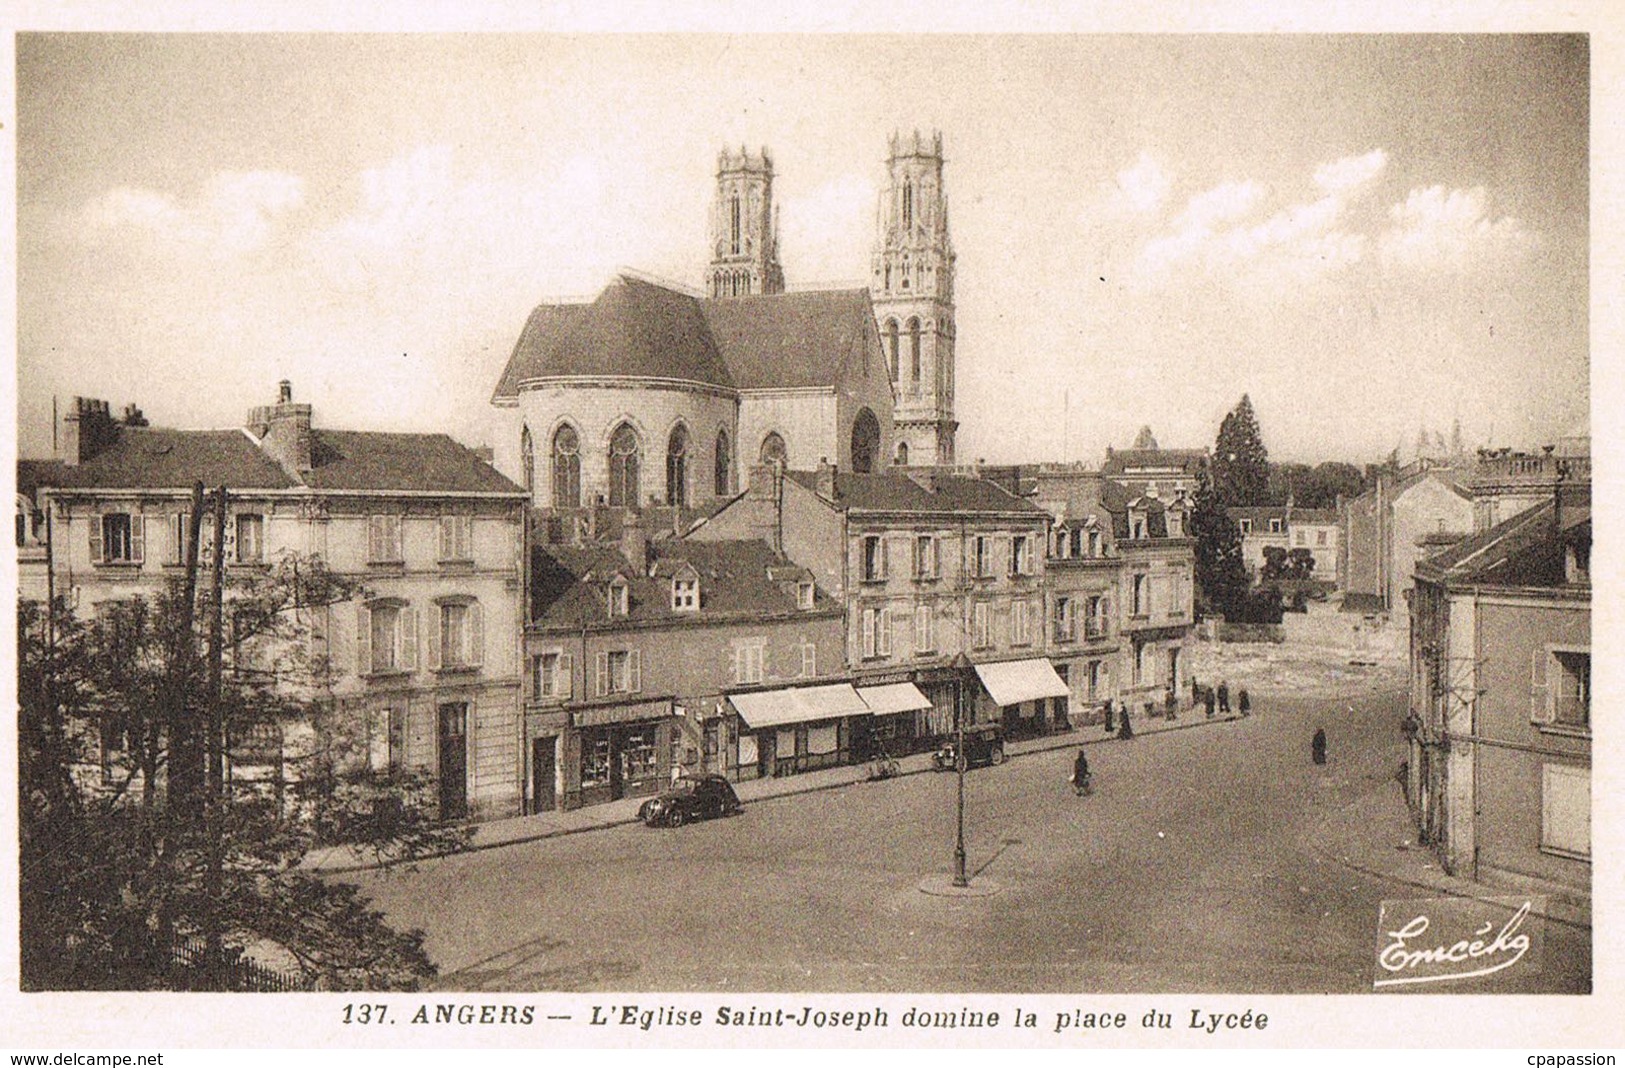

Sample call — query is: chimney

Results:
[815,457,838,502]
[621,510,649,572]
[250,381,313,475]
[745,463,784,553]
[58,396,118,466]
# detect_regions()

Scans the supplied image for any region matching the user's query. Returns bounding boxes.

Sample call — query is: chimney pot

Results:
[279,380,293,403]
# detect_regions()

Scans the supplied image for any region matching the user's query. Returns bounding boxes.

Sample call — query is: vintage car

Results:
[930,724,1007,771]
[637,774,743,827]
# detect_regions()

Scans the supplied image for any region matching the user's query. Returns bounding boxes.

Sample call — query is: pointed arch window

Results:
[895,441,909,466]
[885,319,900,382]
[521,425,535,496]
[760,432,788,470]
[850,408,880,475]
[714,429,732,496]
[666,424,689,508]
[902,180,914,231]
[608,424,641,508]
[730,194,742,255]
[907,317,922,386]
[551,425,581,509]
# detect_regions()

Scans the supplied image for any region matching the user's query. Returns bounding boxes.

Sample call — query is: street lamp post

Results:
[951,652,971,888]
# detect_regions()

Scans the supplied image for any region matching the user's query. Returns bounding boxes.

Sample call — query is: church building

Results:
[490,133,959,511]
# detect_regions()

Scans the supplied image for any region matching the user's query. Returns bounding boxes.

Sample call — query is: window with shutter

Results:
[558,652,573,698]
[877,607,892,656]
[467,601,483,667]
[1541,763,1590,858]
[89,514,103,563]
[1530,647,1552,724]
[628,649,641,692]
[596,652,609,696]
[426,605,442,671]
[861,609,877,658]
[356,603,372,675]
[399,606,417,671]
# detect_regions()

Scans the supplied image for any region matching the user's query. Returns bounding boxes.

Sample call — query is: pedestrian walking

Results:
[1164,688,1177,721]
[1238,688,1251,717]
[1312,727,1327,765]
[1117,703,1134,739]
[1102,699,1115,734]
[1217,681,1231,715]
[1071,747,1091,794]
[1204,687,1216,719]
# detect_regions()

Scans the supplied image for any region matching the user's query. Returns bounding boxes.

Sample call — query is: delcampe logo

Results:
[1373,896,1546,990]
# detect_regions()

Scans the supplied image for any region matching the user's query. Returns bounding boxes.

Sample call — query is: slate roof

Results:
[39,429,297,491]
[531,537,831,628]
[490,274,878,399]
[783,470,1045,515]
[29,427,522,496]
[1414,499,1571,588]
[301,431,522,493]
[16,459,71,501]
[701,288,875,390]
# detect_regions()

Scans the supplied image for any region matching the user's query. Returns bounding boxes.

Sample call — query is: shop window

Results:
[621,732,658,783]
[582,738,612,788]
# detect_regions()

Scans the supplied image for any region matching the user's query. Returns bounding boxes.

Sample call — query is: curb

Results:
[313,711,1242,875]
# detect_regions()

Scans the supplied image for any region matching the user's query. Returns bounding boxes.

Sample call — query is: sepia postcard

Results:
[3,0,1619,1058]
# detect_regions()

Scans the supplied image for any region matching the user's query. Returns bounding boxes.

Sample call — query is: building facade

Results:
[1406,479,1589,893]
[26,386,530,821]
[1339,466,1473,616]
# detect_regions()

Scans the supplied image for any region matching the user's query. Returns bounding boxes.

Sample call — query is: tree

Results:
[1132,425,1159,450]
[1212,394,1270,507]
[1188,465,1249,617]
[18,542,467,991]
[1267,460,1366,509]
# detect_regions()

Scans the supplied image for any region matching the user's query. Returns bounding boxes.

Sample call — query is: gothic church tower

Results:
[707,146,785,299]
[870,130,956,466]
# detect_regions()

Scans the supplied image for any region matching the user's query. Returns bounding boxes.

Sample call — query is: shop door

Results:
[532,736,557,813]
[438,702,469,820]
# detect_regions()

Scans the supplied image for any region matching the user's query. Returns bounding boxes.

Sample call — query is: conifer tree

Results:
[1212,394,1270,507]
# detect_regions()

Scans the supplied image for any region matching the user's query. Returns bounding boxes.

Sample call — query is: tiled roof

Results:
[783,470,1045,515]
[16,459,71,500]
[301,431,523,494]
[490,275,878,398]
[42,429,297,490]
[1229,506,1291,522]
[701,288,875,390]
[531,537,832,628]
[32,427,522,496]
[1292,508,1339,525]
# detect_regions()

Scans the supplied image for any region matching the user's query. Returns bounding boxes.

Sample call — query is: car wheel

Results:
[668,808,686,827]
[990,746,1006,765]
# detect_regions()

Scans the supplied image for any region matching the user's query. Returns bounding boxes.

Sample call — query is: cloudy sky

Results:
[14,32,1589,465]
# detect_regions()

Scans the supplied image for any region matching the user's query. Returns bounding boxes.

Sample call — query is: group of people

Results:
[1193,678,1250,719]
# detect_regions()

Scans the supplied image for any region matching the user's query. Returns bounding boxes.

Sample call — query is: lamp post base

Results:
[918,875,1001,898]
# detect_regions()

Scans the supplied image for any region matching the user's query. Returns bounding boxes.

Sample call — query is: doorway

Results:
[438,702,469,820]
[531,736,557,813]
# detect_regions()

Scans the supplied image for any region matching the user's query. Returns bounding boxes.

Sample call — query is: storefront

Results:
[855,682,934,757]
[973,658,1072,740]
[728,683,869,779]
[560,698,676,809]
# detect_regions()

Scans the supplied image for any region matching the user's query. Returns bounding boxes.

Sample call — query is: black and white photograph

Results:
[4,3,1615,1056]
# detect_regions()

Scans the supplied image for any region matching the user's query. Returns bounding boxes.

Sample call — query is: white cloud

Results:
[80,169,305,257]
[1378,185,1536,272]
[780,172,877,284]
[1314,149,1388,194]
[1110,152,1172,215]
[1132,149,1390,291]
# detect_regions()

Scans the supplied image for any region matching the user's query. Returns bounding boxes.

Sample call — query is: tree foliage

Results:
[1266,461,1367,509]
[1188,465,1249,616]
[1212,394,1270,507]
[1260,546,1317,582]
[18,549,467,991]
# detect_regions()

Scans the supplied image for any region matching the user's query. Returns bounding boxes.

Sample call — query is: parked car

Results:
[931,724,1006,771]
[638,774,742,827]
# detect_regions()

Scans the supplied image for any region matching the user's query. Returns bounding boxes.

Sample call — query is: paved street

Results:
[347,686,1589,993]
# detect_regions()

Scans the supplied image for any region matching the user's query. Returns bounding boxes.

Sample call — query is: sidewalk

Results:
[306,706,1242,874]
[1310,777,1592,930]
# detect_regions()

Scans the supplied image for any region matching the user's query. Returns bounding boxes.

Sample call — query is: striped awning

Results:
[857,682,933,716]
[974,659,1069,706]
[728,683,870,729]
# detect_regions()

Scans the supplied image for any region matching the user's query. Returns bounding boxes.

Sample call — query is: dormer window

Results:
[1238,518,1253,535]
[1268,518,1283,534]
[797,580,815,610]
[1131,515,1147,540]
[672,576,699,612]
[608,576,630,617]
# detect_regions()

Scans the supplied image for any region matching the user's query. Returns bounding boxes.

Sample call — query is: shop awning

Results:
[974,659,1069,706]
[728,683,870,729]
[573,698,674,729]
[857,682,933,716]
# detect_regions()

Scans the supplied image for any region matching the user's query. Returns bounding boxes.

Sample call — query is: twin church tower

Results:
[703,132,958,466]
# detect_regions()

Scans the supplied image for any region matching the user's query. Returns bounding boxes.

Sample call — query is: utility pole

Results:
[169,482,207,816]
[950,651,971,888]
